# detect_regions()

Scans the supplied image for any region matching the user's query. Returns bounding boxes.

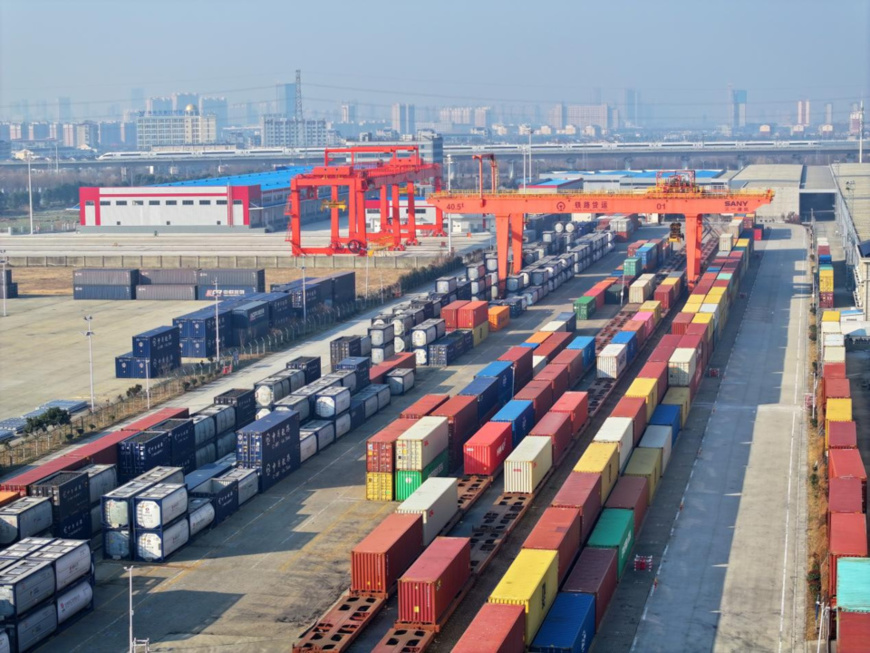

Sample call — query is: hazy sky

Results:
[1,0,868,125]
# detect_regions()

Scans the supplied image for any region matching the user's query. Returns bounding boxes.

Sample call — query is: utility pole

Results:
[125,566,135,652]
[27,151,34,235]
[83,315,96,412]
[0,250,6,318]
[860,100,864,164]
[446,154,453,254]
[295,69,305,148]
[214,280,220,362]
[301,260,307,323]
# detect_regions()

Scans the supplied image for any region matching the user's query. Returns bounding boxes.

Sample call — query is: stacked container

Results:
[394,417,449,500]
[236,411,301,492]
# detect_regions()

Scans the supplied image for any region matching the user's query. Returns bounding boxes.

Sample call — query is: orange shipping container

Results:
[488,306,511,331]
[526,332,553,345]
[0,492,19,508]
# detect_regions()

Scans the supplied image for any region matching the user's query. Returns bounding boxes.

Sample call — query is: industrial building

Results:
[260,115,329,147]
[78,167,334,232]
[135,106,217,149]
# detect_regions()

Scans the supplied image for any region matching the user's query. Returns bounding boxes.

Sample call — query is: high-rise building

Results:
[136,107,217,149]
[850,108,863,135]
[98,122,123,147]
[797,99,811,127]
[565,104,611,130]
[56,97,72,122]
[340,102,357,123]
[825,103,833,125]
[131,88,145,112]
[147,97,172,113]
[172,92,199,112]
[260,115,327,147]
[731,89,747,129]
[27,123,51,140]
[276,83,296,117]
[474,107,492,129]
[199,97,228,138]
[549,103,565,129]
[76,122,99,148]
[439,107,473,125]
[391,103,416,136]
[246,101,259,126]
[624,89,640,127]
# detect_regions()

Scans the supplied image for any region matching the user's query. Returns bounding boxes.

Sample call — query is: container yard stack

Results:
[29,471,91,540]
[195,268,265,300]
[73,268,138,300]
[235,411,301,492]
[175,305,231,358]
[396,537,471,628]
[133,483,189,562]
[0,266,18,300]
[135,268,199,301]
[115,325,181,379]
[394,417,450,500]
[488,549,559,645]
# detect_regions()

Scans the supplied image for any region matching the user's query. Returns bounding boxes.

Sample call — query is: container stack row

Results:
[818,237,834,309]
[116,324,182,379]
[0,267,17,300]
[454,237,754,650]
[72,267,267,301]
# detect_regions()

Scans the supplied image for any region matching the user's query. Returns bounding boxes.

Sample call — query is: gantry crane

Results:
[285,145,445,256]
[427,168,774,290]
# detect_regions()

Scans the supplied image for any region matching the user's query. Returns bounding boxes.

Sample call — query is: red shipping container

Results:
[647,343,676,364]
[369,363,389,384]
[385,352,417,370]
[562,547,618,629]
[464,422,513,476]
[824,362,847,379]
[351,513,425,597]
[829,477,865,518]
[551,472,602,543]
[452,603,525,653]
[637,360,669,400]
[398,536,471,625]
[400,394,450,420]
[515,380,554,423]
[838,611,870,653]
[829,448,868,495]
[584,286,606,309]
[622,321,647,347]
[658,333,683,350]
[653,285,675,311]
[605,476,649,534]
[442,301,469,331]
[685,322,709,342]
[529,412,572,463]
[457,300,489,329]
[679,333,704,358]
[366,419,417,473]
[829,421,858,449]
[550,349,584,386]
[0,454,88,496]
[825,379,852,402]
[535,364,570,399]
[534,331,574,362]
[120,407,190,433]
[523,507,581,582]
[611,396,648,445]
[550,391,589,437]
[713,279,730,289]
[499,346,534,389]
[432,395,480,469]
[754,227,763,241]
[829,512,868,598]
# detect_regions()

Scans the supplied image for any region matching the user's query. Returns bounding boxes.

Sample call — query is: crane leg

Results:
[330,186,340,247]
[379,186,388,235]
[391,185,401,249]
[510,214,523,275]
[686,213,703,287]
[495,213,510,295]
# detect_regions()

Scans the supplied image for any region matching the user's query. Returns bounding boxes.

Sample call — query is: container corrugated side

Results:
[574,442,620,502]
[488,549,559,645]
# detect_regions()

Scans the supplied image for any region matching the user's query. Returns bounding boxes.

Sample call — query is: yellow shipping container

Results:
[736,238,750,247]
[663,387,691,427]
[820,279,835,292]
[692,312,715,341]
[661,277,679,286]
[639,300,662,321]
[489,549,559,645]
[707,286,727,296]
[822,310,841,323]
[625,448,662,503]
[625,377,658,421]
[466,322,489,347]
[527,331,552,345]
[574,442,620,502]
[365,472,393,501]
[681,302,701,314]
[827,398,853,423]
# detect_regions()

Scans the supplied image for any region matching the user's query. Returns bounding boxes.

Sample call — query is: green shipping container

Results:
[574,296,596,320]
[587,508,635,578]
[837,558,870,612]
[395,450,449,501]
[624,257,641,277]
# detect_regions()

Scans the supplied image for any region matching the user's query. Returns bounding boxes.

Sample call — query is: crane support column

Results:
[379,186,388,235]
[330,186,340,247]
[686,213,703,286]
[433,176,445,236]
[289,186,302,255]
[391,184,401,249]
[495,213,511,293]
[510,214,523,275]
[354,182,367,246]
[406,183,418,245]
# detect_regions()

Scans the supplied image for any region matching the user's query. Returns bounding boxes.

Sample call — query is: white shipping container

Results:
[273,394,310,422]
[719,233,733,252]
[387,369,415,395]
[0,560,56,618]
[136,517,190,562]
[503,436,553,493]
[396,417,449,471]
[532,355,548,375]
[103,529,131,560]
[255,376,291,408]
[369,323,395,347]
[303,421,336,451]
[597,343,628,380]
[334,412,352,439]
[668,348,698,387]
[372,384,391,411]
[30,540,90,591]
[371,343,395,365]
[540,319,569,333]
[7,602,56,652]
[823,334,846,349]
[629,278,653,304]
[640,425,673,472]
[396,477,459,545]
[315,386,351,418]
[188,499,215,537]
[593,417,635,472]
[0,498,53,545]
[412,324,438,348]
[823,346,846,363]
[81,464,117,505]
[56,578,93,625]
[191,414,216,446]
[135,484,188,530]
[300,433,318,462]
[821,321,842,335]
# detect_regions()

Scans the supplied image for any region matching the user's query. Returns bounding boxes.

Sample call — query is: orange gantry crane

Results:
[427,170,774,289]
[285,145,445,256]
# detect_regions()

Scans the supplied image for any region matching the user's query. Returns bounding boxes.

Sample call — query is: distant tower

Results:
[825,102,833,125]
[295,69,304,147]
[797,99,811,127]
[731,89,747,129]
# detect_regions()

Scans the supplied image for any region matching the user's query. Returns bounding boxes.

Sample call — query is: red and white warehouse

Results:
[78,167,325,231]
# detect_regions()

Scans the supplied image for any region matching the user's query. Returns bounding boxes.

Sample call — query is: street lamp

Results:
[124,565,135,652]
[214,280,221,363]
[82,315,96,411]
[301,260,307,323]
[0,249,6,318]
[26,151,34,236]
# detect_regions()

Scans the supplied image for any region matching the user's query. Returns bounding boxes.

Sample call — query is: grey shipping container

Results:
[135,284,197,301]
[5,601,57,651]
[73,284,135,300]
[0,498,53,545]
[80,464,118,505]
[197,269,265,288]
[218,468,259,505]
[28,539,91,591]
[0,559,56,618]
[73,268,139,286]
[0,283,18,299]
[139,268,199,285]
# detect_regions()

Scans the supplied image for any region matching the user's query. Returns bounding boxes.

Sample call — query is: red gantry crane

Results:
[427,169,774,290]
[285,145,445,256]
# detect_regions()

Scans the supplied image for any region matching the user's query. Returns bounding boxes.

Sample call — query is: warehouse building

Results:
[78,167,335,232]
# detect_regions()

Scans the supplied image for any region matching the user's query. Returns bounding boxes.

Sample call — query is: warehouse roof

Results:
[731,164,803,186]
[158,166,314,192]
[833,163,870,246]
[802,165,837,191]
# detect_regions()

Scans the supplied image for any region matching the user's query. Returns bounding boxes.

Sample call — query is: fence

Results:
[2,254,468,470]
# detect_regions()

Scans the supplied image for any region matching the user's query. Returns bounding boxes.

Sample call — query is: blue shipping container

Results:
[610,331,637,363]
[236,411,301,466]
[530,592,595,653]
[519,341,540,350]
[118,431,171,481]
[650,405,681,443]
[492,400,536,446]
[191,478,238,526]
[184,461,234,490]
[459,377,500,422]
[133,326,180,358]
[567,336,596,371]
[196,285,260,301]
[475,361,515,407]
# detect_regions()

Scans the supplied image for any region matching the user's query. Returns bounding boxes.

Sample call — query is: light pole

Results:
[214,280,220,363]
[446,154,453,255]
[0,250,6,318]
[26,151,34,236]
[124,565,135,652]
[301,260,307,323]
[82,316,96,411]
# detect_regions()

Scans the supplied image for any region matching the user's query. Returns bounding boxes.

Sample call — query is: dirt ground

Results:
[9,266,410,296]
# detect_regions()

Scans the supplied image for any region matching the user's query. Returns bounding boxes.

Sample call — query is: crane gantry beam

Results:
[427,176,774,289]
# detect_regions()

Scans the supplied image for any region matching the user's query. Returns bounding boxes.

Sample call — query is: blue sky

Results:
[1,0,868,124]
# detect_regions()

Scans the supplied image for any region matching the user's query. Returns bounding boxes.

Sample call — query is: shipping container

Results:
[453,602,525,653]
[593,417,634,472]
[399,394,449,420]
[624,448,662,503]
[464,422,514,476]
[28,539,91,592]
[395,451,449,501]
[838,611,870,653]
[0,498,53,546]
[504,437,553,494]
[134,483,188,530]
[136,516,190,562]
[397,536,471,625]
[523,507,581,582]
[563,547,618,630]
[396,477,458,545]
[434,395,484,465]
[605,476,649,535]
[829,421,858,450]
[597,344,628,380]
[574,443,620,503]
[489,549,559,645]
[529,592,596,653]
[829,512,868,598]
[0,559,55,618]
[551,392,589,437]
[515,381,554,424]
[640,425,673,472]
[395,417,449,471]
[650,404,681,442]
[492,401,536,446]
[587,508,635,579]
[610,396,647,446]
[529,412,572,463]
[551,472,602,544]
[829,477,865,517]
